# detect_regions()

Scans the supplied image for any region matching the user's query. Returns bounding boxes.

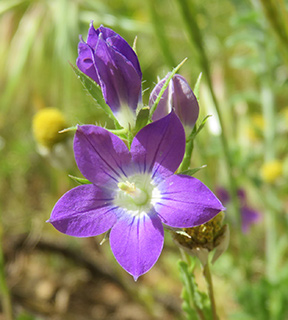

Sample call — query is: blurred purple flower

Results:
[76,23,142,128]
[49,112,224,280]
[149,74,199,131]
[216,187,261,233]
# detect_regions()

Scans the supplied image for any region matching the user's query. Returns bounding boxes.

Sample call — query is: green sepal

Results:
[59,125,77,133]
[193,72,202,101]
[188,114,211,141]
[68,175,91,185]
[106,128,128,141]
[150,58,188,118]
[178,165,207,176]
[69,63,122,129]
[135,107,150,132]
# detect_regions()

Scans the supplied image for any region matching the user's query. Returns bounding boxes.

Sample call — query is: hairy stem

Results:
[203,263,218,320]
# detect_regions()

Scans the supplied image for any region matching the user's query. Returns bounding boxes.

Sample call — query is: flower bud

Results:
[172,212,229,266]
[77,23,142,128]
[149,74,199,133]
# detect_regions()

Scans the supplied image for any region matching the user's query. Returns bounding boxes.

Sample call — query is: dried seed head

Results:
[172,212,229,266]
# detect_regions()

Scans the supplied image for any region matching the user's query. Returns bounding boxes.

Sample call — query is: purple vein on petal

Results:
[78,128,128,182]
[50,205,118,222]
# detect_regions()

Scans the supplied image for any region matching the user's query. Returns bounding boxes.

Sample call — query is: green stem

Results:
[259,53,277,282]
[203,263,218,320]
[178,139,194,172]
[147,0,176,68]
[175,0,240,223]
[0,231,13,320]
[258,0,288,66]
[179,260,206,320]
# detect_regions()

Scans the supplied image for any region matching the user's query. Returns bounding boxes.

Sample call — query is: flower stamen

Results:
[118,181,148,205]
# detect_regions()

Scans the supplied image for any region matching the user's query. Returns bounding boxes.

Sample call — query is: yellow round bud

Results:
[32,108,67,148]
[260,160,283,183]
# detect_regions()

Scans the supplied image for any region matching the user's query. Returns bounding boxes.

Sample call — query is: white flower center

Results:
[117,181,148,205]
[114,173,160,217]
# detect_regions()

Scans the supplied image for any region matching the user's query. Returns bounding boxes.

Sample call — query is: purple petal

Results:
[98,25,142,78]
[93,33,142,112]
[150,74,199,128]
[76,41,99,84]
[241,206,261,233]
[155,175,225,228]
[74,125,131,186]
[49,184,118,237]
[86,22,100,48]
[171,75,199,128]
[110,212,164,280]
[130,112,185,180]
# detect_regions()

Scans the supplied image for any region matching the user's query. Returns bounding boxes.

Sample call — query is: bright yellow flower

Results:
[261,160,283,183]
[32,108,67,148]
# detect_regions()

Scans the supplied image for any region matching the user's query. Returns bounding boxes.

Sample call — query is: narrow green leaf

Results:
[68,175,91,185]
[178,165,207,176]
[193,72,202,101]
[188,115,211,140]
[0,0,25,15]
[59,125,77,133]
[69,63,121,128]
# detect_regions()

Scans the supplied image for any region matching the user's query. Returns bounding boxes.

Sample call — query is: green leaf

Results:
[193,72,202,101]
[178,165,207,176]
[178,260,213,319]
[69,63,121,128]
[68,175,91,185]
[135,107,150,133]
[59,125,77,133]
[188,115,211,140]
[0,0,25,15]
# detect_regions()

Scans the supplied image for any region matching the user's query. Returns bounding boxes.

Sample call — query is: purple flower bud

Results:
[76,23,142,128]
[149,74,199,131]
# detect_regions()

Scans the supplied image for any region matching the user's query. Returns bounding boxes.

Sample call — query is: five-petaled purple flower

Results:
[149,74,199,133]
[49,112,224,280]
[76,23,142,128]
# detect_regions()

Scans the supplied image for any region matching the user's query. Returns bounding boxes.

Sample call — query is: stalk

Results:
[175,0,240,222]
[0,226,13,320]
[203,263,219,320]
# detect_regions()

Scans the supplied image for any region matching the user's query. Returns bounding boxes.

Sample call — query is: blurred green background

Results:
[0,0,288,319]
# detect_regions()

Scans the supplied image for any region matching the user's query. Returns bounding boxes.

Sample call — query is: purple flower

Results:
[76,23,142,128]
[149,74,199,132]
[49,112,224,280]
[216,187,261,233]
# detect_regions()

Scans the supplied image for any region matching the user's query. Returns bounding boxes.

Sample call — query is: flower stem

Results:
[259,37,277,282]
[175,0,240,223]
[147,0,176,68]
[178,260,206,320]
[178,138,194,172]
[0,229,13,320]
[203,262,218,320]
